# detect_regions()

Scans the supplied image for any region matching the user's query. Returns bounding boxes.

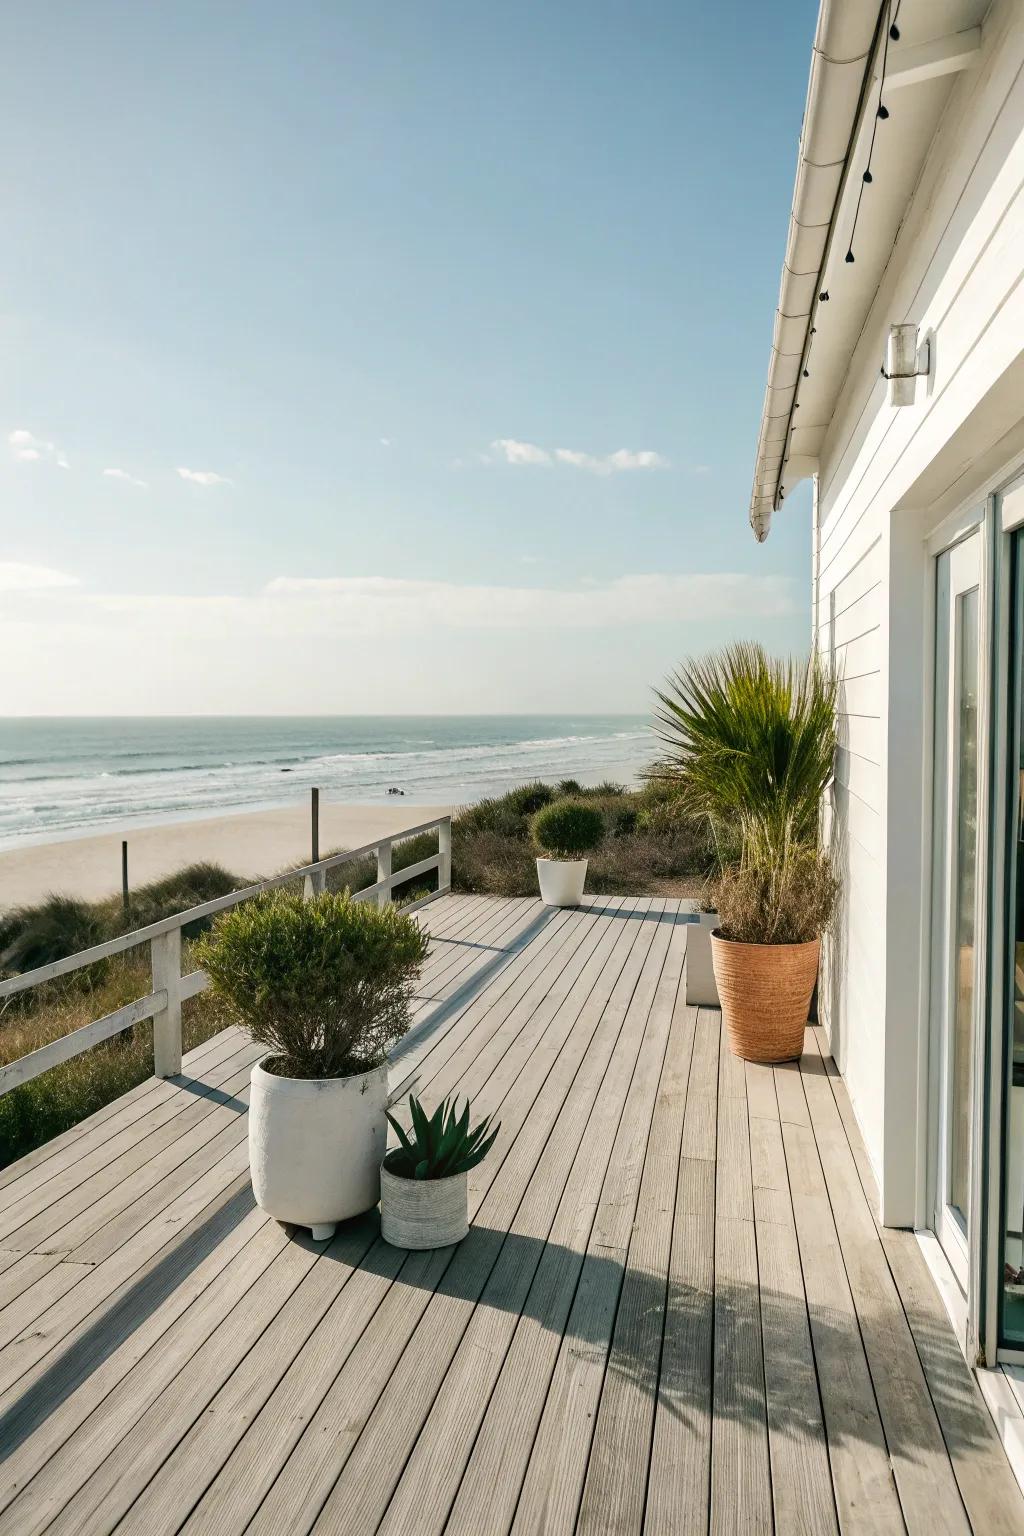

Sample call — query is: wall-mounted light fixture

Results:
[881,323,930,406]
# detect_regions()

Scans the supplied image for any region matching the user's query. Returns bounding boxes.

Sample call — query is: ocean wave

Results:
[0,718,655,845]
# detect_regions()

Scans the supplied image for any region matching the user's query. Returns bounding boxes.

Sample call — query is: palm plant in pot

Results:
[652,643,839,1060]
[196,890,428,1240]
[531,797,604,907]
[381,1094,499,1249]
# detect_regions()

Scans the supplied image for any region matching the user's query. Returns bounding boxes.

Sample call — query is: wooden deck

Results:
[0,892,1020,1535]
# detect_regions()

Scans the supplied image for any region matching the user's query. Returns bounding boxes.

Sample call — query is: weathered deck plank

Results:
[0,894,1016,1536]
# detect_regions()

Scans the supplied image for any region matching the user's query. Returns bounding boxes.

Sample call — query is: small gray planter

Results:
[379,1164,469,1250]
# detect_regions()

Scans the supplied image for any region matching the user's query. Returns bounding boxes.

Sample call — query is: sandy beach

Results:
[0,801,452,909]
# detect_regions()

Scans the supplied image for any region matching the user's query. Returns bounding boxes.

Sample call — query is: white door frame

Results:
[921,508,993,1358]
[928,528,988,1305]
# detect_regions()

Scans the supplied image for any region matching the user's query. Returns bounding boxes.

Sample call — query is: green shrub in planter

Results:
[195,890,428,1080]
[532,799,605,860]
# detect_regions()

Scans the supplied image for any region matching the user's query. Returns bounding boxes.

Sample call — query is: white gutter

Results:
[749,0,883,541]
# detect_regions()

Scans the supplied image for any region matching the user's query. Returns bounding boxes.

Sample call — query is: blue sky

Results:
[1,0,817,714]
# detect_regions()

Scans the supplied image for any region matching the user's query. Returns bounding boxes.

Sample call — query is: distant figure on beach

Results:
[386,786,405,796]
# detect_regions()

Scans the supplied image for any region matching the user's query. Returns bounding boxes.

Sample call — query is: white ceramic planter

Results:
[536,857,588,907]
[685,908,721,1006]
[379,1163,469,1249]
[248,1057,388,1240]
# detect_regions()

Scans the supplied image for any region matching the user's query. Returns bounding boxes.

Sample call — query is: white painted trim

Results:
[886,27,982,92]
[916,1227,970,1352]
[0,814,452,998]
[976,1366,1024,1498]
[926,498,987,557]
[1002,474,1024,533]
[0,991,167,1093]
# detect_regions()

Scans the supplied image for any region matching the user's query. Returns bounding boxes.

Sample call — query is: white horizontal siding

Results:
[808,0,1024,1214]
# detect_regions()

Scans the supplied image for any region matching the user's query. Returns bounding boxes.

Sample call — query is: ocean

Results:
[0,716,656,848]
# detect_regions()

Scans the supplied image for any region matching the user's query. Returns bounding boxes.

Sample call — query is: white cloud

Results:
[693,463,711,475]
[379,436,392,447]
[490,439,669,475]
[9,428,65,465]
[260,571,795,630]
[491,439,552,466]
[103,467,148,489]
[177,467,233,487]
[555,447,670,475]
[0,561,79,592]
[0,570,805,712]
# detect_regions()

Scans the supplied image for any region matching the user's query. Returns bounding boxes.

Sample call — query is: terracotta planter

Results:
[710,931,820,1063]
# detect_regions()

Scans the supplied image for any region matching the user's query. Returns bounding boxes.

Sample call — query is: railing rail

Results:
[0,814,452,1097]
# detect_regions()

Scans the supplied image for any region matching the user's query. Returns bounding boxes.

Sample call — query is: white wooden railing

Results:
[0,814,452,1098]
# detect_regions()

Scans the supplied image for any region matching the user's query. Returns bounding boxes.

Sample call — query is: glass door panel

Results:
[932,532,983,1290]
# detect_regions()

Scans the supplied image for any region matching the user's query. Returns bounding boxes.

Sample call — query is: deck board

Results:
[0,893,1019,1534]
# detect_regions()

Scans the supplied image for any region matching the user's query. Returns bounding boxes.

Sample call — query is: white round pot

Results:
[536,857,588,907]
[248,1057,388,1241]
[379,1163,469,1250]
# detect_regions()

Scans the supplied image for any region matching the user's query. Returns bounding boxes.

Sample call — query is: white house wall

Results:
[811,0,1024,1224]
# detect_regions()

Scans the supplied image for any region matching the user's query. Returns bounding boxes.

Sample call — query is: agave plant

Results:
[650,643,837,870]
[385,1094,500,1181]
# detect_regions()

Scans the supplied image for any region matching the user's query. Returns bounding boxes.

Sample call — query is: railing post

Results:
[377,838,392,907]
[151,927,183,1078]
[438,816,452,893]
[303,868,326,901]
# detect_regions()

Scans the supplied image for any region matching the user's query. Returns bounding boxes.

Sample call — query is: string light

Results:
[844,0,896,266]
[778,0,899,512]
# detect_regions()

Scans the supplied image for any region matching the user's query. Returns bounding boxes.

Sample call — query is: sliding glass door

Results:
[1000,526,1024,1345]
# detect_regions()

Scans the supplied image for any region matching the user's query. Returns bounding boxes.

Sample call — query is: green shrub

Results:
[0,895,108,979]
[584,795,638,838]
[556,779,584,797]
[385,1093,500,1180]
[455,798,530,841]
[532,799,605,860]
[450,829,536,896]
[504,781,555,817]
[115,862,244,939]
[195,890,428,1079]
[587,780,626,798]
